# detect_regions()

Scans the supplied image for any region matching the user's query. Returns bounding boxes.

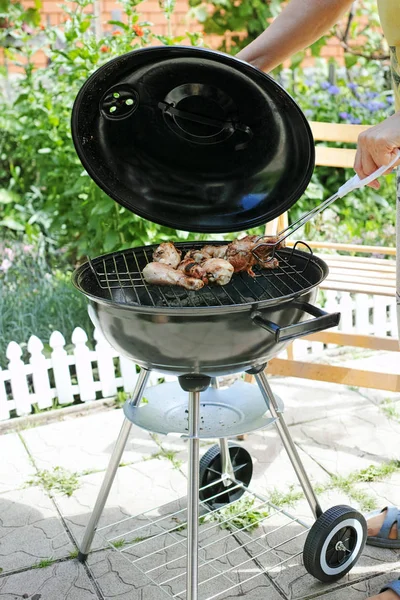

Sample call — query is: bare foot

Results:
[368,590,400,600]
[367,508,397,539]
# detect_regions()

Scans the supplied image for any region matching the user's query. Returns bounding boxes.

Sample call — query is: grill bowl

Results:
[73,243,330,376]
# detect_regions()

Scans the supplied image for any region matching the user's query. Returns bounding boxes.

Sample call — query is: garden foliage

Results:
[0,0,397,362]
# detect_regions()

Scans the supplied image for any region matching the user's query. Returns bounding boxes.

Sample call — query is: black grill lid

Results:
[71,46,315,234]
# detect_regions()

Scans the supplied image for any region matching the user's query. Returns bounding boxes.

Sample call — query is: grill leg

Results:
[219,438,235,487]
[78,368,150,562]
[187,390,200,600]
[255,371,322,520]
[212,379,234,486]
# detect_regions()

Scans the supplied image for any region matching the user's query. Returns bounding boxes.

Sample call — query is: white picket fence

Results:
[0,290,397,422]
[0,327,175,421]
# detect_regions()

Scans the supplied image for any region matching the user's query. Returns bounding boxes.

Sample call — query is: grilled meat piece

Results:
[143,262,204,290]
[145,235,283,290]
[225,235,284,273]
[153,242,182,268]
[260,256,280,269]
[251,236,283,268]
[184,248,212,263]
[201,245,229,259]
[201,258,234,286]
[177,258,208,282]
[225,235,259,276]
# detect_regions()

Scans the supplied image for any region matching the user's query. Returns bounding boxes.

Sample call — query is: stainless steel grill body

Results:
[73,243,336,377]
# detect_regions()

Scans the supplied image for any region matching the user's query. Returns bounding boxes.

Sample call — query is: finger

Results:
[368,180,381,189]
[361,148,379,179]
[354,147,364,179]
[361,149,381,189]
[354,147,379,188]
[354,146,381,190]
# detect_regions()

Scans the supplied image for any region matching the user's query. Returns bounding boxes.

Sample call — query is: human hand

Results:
[354,112,400,189]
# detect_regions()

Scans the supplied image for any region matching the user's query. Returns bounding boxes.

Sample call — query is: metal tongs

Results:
[252,152,400,264]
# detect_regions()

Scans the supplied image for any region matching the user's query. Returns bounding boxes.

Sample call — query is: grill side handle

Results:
[251,302,341,343]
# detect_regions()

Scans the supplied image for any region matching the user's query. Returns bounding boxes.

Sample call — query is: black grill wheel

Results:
[303,505,367,582]
[199,443,253,509]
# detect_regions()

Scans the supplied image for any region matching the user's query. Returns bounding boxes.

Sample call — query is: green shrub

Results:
[0,0,207,262]
[285,62,396,247]
[0,241,92,366]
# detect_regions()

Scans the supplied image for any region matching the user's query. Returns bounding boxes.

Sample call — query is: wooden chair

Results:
[248,121,399,392]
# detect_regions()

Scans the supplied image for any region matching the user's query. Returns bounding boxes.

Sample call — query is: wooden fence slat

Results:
[0,368,9,421]
[94,328,117,398]
[6,342,31,416]
[119,355,138,393]
[267,358,400,392]
[355,294,370,333]
[390,298,398,338]
[303,331,399,351]
[72,328,96,402]
[50,331,74,405]
[373,296,389,336]
[28,335,53,409]
[339,292,353,331]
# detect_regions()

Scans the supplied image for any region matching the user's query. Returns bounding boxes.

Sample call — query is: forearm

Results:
[237,0,353,71]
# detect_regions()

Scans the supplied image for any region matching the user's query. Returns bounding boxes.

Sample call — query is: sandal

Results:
[381,579,400,598]
[366,506,400,549]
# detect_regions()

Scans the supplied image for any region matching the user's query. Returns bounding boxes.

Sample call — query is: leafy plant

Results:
[268,485,304,508]
[0,0,207,262]
[280,62,397,248]
[189,0,390,70]
[380,399,400,423]
[26,465,80,496]
[0,241,92,367]
[32,557,57,569]
[200,496,269,531]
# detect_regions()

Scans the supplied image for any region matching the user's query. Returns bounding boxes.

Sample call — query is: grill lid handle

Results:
[252,302,340,343]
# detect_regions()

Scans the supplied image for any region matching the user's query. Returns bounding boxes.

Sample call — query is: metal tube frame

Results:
[186,390,200,600]
[255,371,323,520]
[212,378,235,486]
[78,368,150,561]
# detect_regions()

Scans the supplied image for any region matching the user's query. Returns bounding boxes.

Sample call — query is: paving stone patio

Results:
[0,373,399,599]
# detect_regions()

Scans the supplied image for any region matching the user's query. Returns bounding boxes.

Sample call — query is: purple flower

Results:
[349,116,362,124]
[305,78,315,86]
[321,81,330,90]
[349,99,360,108]
[304,109,313,117]
[339,112,349,120]
[366,91,379,99]
[328,85,340,95]
[348,82,358,91]
[386,95,395,105]
[365,100,386,112]
[312,99,320,107]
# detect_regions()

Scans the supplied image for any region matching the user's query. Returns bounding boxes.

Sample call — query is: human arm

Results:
[355,112,400,189]
[236,0,353,72]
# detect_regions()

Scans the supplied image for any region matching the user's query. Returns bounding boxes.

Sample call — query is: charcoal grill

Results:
[71,46,368,599]
[73,241,340,376]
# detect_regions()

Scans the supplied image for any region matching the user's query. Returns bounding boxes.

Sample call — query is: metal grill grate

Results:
[97,483,310,600]
[85,242,320,308]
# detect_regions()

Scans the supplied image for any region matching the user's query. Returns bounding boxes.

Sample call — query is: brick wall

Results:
[39,0,195,34]
[18,0,346,67]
